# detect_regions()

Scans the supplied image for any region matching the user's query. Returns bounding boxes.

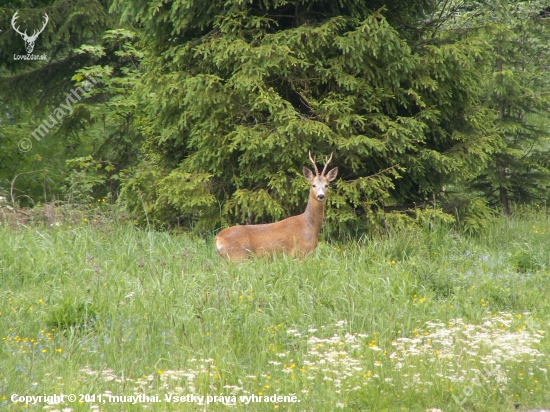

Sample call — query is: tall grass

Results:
[0,210,549,411]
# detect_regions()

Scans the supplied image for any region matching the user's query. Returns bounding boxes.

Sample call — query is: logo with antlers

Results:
[11,11,49,54]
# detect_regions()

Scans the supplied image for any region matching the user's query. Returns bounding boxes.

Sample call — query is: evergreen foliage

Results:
[466,1,550,214]
[1,1,142,204]
[116,0,499,231]
[0,0,111,108]
[2,0,550,234]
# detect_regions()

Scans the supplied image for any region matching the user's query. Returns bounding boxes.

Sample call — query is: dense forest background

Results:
[1,0,550,235]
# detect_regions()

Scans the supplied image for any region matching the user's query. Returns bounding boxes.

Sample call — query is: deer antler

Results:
[11,11,27,38]
[29,13,48,41]
[308,150,319,176]
[321,152,334,176]
[11,11,48,41]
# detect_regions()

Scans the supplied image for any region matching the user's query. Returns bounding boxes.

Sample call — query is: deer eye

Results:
[312,185,317,188]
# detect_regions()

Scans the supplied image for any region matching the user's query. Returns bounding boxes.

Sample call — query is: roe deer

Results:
[215,152,338,261]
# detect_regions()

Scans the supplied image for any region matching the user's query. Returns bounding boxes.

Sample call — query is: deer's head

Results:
[303,151,338,202]
[12,11,49,54]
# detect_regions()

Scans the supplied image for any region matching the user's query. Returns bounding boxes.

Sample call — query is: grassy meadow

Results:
[1,209,549,411]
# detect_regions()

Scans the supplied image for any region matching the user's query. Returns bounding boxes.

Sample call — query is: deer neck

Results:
[303,191,326,232]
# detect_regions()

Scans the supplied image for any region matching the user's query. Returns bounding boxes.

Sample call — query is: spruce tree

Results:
[0,1,139,204]
[479,2,550,214]
[435,1,550,215]
[0,0,111,107]
[114,0,498,231]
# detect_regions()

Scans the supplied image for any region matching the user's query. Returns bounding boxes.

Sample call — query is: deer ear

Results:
[326,167,338,182]
[303,166,314,181]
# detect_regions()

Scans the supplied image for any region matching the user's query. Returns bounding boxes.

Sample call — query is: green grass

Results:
[1,210,549,411]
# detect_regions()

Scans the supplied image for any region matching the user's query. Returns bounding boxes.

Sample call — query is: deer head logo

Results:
[11,11,49,54]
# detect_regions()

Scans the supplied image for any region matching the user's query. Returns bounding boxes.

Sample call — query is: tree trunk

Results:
[496,51,511,217]
[498,164,511,216]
